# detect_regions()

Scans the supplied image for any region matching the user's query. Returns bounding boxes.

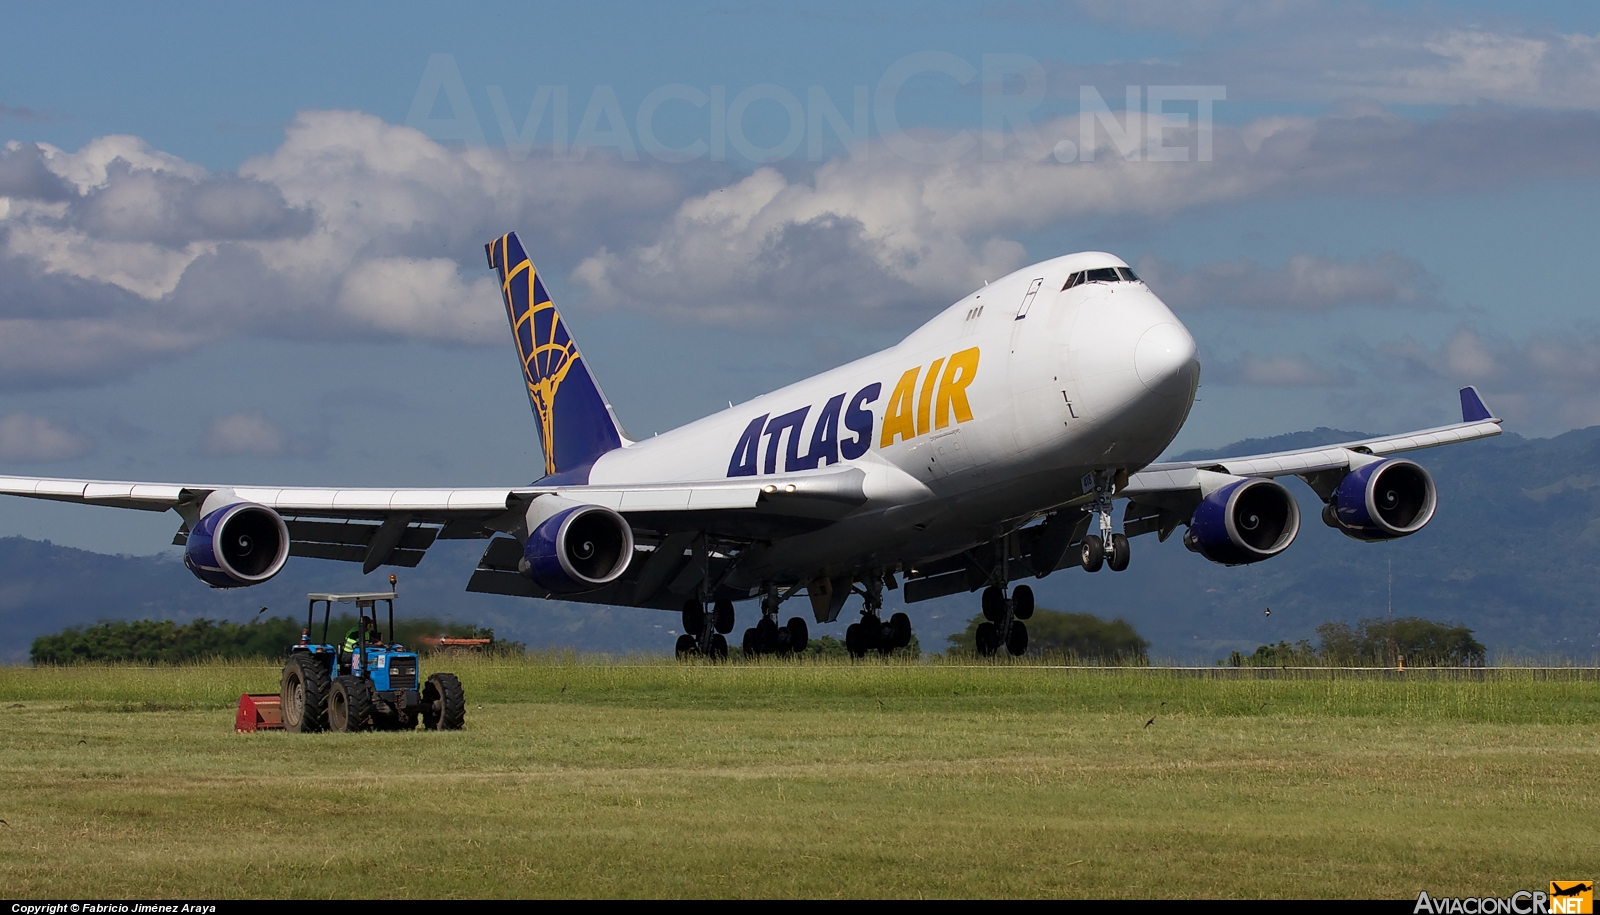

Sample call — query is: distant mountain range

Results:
[2,424,1596,664]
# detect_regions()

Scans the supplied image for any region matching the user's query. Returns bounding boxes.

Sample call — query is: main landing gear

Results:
[742,588,810,657]
[845,575,912,658]
[1079,474,1130,573]
[675,596,733,660]
[975,583,1034,658]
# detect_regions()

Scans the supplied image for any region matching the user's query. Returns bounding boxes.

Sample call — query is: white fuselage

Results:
[587,251,1199,587]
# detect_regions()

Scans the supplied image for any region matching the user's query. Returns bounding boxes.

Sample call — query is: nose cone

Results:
[1135,323,1198,396]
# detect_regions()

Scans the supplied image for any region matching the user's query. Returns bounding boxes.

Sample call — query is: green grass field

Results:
[1,657,1596,898]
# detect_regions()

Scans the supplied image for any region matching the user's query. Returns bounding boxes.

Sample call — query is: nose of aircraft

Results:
[1134,322,1198,397]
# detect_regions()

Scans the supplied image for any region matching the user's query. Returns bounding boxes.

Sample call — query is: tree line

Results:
[1227,617,1486,667]
[30,615,516,664]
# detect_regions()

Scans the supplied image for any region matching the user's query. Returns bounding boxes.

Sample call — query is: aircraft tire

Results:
[845,623,865,658]
[889,612,912,649]
[756,616,780,653]
[981,586,1005,622]
[1006,621,1029,657]
[708,633,729,661]
[1080,535,1105,572]
[681,599,705,636]
[975,621,999,657]
[675,634,698,659]
[713,598,737,634]
[1109,534,1131,572]
[741,628,759,657]
[1012,584,1035,620]
[786,617,809,655]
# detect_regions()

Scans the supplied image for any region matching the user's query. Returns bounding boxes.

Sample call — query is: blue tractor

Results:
[277,578,465,733]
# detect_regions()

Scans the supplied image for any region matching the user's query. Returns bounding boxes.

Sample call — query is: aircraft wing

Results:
[1117,386,1502,539]
[0,467,870,577]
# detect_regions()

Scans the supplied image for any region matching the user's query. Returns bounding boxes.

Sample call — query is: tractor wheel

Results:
[280,652,330,734]
[329,675,374,733]
[422,672,466,730]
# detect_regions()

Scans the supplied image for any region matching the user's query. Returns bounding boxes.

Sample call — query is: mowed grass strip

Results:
[0,659,1595,898]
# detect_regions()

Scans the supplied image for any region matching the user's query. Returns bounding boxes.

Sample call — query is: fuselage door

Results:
[1015,277,1045,320]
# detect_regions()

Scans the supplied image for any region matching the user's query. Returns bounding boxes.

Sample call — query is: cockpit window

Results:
[1063,266,1140,290]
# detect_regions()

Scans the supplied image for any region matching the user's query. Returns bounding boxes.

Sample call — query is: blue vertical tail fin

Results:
[486,232,627,483]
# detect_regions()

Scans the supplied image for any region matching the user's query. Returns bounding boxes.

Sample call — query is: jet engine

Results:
[518,495,635,593]
[1183,477,1300,566]
[183,501,290,588]
[1323,457,1437,541]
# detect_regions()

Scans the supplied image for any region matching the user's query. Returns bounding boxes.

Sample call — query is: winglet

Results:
[486,232,626,483]
[1459,385,1495,423]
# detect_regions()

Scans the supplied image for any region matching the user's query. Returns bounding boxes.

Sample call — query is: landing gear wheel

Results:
[846,623,866,659]
[975,621,999,657]
[1108,533,1130,572]
[707,633,729,661]
[713,598,736,635]
[981,585,1006,622]
[755,616,780,653]
[786,617,809,654]
[328,675,374,733]
[741,628,758,657]
[280,652,330,734]
[1006,620,1029,657]
[889,612,912,649]
[676,634,698,659]
[681,599,705,636]
[421,672,465,730]
[1012,584,1035,620]
[1080,535,1105,572]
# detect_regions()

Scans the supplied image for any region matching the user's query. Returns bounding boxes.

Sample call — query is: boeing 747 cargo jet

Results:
[0,232,1501,659]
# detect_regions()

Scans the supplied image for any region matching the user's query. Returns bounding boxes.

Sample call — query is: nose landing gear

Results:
[1080,472,1131,573]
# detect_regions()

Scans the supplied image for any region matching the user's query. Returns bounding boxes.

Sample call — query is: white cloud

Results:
[201,411,290,458]
[0,112,688,389]
[1046,3,1600,111]
[2,103,1599,385]
[0,412,92,462]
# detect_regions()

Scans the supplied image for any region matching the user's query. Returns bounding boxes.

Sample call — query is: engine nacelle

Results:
[183,502,290,588]
[1325,457,1437,541]
[1183,477,1300,566]
[518,496,634,593]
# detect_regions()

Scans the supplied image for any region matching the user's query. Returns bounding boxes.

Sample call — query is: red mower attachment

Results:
[236,693,283,732]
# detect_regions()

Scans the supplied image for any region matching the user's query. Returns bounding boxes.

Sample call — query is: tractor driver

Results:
[343,616,384,655]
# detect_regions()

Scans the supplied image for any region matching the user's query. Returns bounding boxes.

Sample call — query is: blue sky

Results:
[3,0,1600,554]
